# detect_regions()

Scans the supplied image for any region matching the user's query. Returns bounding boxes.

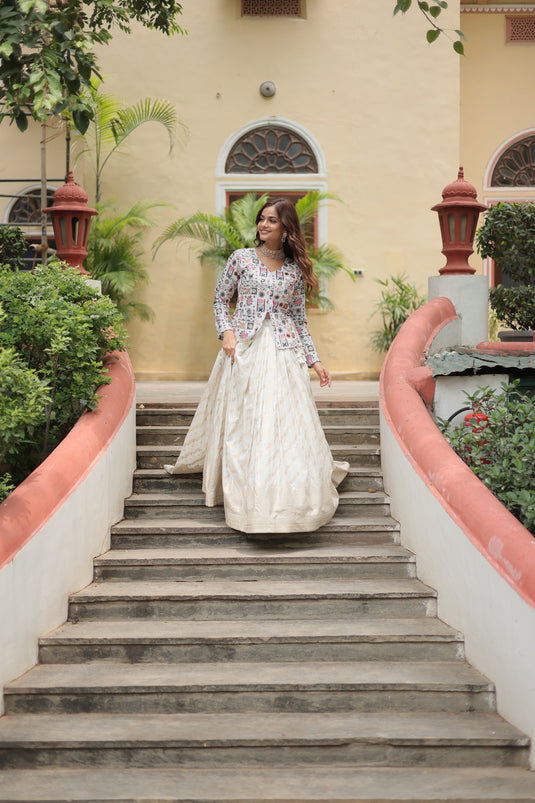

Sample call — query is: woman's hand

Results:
[312,361,331,388]
[222,329,237,364]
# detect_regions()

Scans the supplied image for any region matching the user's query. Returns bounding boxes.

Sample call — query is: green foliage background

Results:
[0,0,185,132]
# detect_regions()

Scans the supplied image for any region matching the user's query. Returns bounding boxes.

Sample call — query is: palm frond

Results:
[153,212,243,257]
[199,245,235,268]
[111,98,181,154]
[295,191,343,228]
[309,244,355,281]
[306,291,335,311]
[70,78,121,163]
[228,193,269,244]
[117,299,155,323]
[93,201,164,237]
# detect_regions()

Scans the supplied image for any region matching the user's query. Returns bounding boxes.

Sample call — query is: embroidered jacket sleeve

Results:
[213,252,240,338]
[289,271,320,367]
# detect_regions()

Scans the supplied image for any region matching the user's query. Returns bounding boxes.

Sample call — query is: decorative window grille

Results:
[7,188,55,225]
[241,0,302,17]
[506,16,535,43]
[225,126,318,174]
[3,187,56,269]
[491,135,535,186]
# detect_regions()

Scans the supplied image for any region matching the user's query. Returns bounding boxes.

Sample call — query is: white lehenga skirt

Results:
[164,320,349,533]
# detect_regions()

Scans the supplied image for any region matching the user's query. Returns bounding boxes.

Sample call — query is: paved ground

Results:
[135,380,380,404]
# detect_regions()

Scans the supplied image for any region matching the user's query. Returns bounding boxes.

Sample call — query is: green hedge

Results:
[0,260,127,499]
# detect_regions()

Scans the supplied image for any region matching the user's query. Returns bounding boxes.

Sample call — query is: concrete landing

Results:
[135,380,380,404]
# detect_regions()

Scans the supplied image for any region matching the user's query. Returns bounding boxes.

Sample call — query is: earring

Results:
[282,232,287,242]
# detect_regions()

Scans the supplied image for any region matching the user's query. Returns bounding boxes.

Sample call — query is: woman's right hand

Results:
[222,330,237,364]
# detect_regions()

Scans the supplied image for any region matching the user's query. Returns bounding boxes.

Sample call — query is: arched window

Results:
[3,185,57,269]
[490,135,535,187]
[225,125,318,174]
[216,117,328,245]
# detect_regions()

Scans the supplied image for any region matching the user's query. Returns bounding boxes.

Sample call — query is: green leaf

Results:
[426,29,441,43]
[429,7,441,18]
[0,41,14,58]
[72,109,92,135]
[14,111,28,133]
[19,0,47,13]
[453,40,465,55]
[394,0,412,15]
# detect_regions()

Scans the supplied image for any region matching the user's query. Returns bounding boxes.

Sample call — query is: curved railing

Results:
[380,297,535,608]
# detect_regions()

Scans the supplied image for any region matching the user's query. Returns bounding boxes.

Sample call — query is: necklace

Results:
[259,243,285,260]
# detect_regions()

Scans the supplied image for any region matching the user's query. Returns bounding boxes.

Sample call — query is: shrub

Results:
[0,344,50,503]
[488,285,535,332]
[439,382,535,534]
[0,225,28,271]
[0,259,127,485]
[475,202,535,284]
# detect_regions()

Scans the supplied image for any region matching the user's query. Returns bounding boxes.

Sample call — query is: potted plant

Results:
[475,202,535,341]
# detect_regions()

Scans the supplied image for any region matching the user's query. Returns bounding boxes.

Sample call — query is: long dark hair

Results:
[255,198,318,294]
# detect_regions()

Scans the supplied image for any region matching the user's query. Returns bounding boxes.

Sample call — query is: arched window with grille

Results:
[216,117,328,246]
[2,185,57,269]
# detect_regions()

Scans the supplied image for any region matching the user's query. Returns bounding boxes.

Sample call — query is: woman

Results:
[164,198,349,533]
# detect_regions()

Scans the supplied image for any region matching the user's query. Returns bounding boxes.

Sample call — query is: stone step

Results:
[2,765,535,802]
[110,515,401,548]
[38,617,465,665]
[92,544,415,582]
[136,404,380,428]
[137,443,381,469]
[68,578,437,622]
[0,712,528,769]
[136,424,381,447]
[4,661,495,716]
[133,466,385,494]
[122,490,391,521]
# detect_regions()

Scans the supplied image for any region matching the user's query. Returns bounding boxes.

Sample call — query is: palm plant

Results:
[67,78,183,320]
[153,191,354,309]
[83,201,162,321]
[71,77,183,203]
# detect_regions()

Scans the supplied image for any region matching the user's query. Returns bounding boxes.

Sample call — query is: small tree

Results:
[68,78,183,320]
[0,0,185,133]
[476,202,535,332]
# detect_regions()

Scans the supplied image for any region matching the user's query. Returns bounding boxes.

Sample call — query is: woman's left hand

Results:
[312,361,331,388]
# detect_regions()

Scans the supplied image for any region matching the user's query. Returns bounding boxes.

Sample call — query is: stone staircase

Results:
[0,401,534,802]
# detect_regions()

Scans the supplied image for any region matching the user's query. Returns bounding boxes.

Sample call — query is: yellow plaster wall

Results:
[0,1,460,380]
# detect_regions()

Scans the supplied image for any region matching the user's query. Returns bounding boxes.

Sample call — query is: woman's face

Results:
[257,206,284,247]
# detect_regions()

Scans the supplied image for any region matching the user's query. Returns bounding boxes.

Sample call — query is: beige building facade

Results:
[3,1,533,380]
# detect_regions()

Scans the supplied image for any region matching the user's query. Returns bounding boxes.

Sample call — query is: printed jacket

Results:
[213,248,320,367]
